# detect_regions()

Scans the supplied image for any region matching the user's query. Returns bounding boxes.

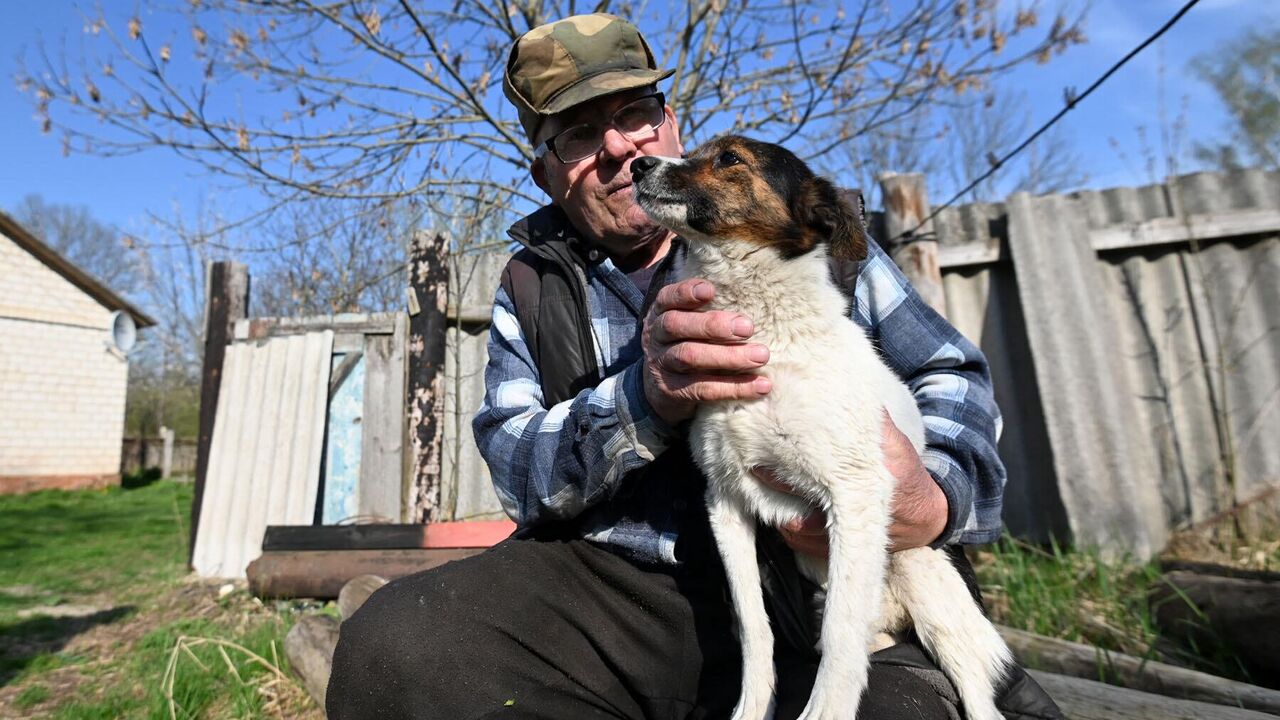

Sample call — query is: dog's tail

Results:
[889,547,1012,720]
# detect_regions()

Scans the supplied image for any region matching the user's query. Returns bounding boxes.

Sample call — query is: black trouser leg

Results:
[327,535,741,720]
[327,532,960,720]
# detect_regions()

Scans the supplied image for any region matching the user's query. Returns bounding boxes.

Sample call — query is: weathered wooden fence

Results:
[439,168,1280,557]
[120,432,197,476]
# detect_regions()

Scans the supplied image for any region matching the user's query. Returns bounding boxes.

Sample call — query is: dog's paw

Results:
[729,691,776,720]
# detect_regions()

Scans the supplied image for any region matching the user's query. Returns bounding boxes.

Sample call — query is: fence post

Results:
[406,232,449,523]
[161,426,175,479]
[189,261,250,565]
[878,172,947,317]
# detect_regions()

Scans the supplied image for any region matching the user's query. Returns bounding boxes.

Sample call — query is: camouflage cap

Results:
[503,14,674,144]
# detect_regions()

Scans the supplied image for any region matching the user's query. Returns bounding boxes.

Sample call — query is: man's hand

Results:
[641,278,772,426]
[752,412,948,557]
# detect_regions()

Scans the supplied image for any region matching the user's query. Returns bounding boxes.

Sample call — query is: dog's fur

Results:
[631,136,1012,720]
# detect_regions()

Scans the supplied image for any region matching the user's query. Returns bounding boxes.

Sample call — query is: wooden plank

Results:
[999,626,1280,714]
[331,332,364,354]
[446,302,495,326]
[189,261,249,565]
[359,328,405,523]
[879,173,946,317]
[247,548,482,599]
[338,575,389,621]
[235,312,399,339]
[1030,670,1277,720]
[1158,560,1280,583]
[1090,208,1280,253]
[938,240,1003,269]
[1151,571,1280,684]
[406,232,449,523]
[261,520,515,551]
[284,614,340,709]
[328,351,364,397]
[935,208,1280,271]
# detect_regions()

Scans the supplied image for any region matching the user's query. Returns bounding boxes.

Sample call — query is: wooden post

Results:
[189,261,249,564]
[160,426,174,479]
[406,232,449,523]
[878,172,947,317]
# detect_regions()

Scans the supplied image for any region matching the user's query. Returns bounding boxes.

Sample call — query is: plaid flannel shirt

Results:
[473,233,1005,565]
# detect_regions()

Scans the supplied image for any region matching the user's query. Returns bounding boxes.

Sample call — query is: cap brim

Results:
[542,68,675,117]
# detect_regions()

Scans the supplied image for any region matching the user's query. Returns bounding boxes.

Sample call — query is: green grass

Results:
[0,478,191,601]
[974,536,1249,682]
[0,477,315,718]
[15,683,51,709]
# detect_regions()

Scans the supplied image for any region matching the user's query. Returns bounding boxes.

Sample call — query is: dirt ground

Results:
[0,577,323,719]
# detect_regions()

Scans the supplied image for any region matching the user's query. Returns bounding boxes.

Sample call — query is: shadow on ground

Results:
[0,605,136,686]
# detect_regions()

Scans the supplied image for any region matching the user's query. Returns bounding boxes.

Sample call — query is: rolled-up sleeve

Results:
[853,238,1006,546]
[471,284,677,528]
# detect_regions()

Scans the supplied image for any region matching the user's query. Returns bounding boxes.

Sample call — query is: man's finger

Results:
[653,278,715,313]
[653,309,753,344]
[660,341,769,374]
[665,374,772,402]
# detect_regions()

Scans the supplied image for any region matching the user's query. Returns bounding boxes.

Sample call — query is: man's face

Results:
[531,88,684,265]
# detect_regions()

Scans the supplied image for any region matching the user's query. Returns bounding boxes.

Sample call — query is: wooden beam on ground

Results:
[189,261,249,566]
[879,172,947,317]
[261,520,515,551]
[1151,571,1280,684]
[338,574,389,621]
[406,231,449,523]
[999,626,1280,714]
[1031,670,1276,720]
[247,548,481,599]
[284,614,340,711]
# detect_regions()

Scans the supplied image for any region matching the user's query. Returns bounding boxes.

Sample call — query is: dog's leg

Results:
[797,468,893,720]
[889,547,1012,720]
[706,487,777,720]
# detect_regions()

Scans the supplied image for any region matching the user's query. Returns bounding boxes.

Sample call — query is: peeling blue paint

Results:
[323,352,365,524]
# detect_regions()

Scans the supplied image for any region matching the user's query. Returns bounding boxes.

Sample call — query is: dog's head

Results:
[631,135,867,261]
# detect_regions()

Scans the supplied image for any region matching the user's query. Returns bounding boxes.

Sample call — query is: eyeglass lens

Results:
[554,95,665,163]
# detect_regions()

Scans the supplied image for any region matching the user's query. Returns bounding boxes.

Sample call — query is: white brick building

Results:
[0,211,155,494]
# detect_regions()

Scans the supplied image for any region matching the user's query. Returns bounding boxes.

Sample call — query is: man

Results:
[328,13,1060,720]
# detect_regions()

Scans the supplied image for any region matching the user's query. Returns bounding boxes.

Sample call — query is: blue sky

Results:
[1,1,1277,243]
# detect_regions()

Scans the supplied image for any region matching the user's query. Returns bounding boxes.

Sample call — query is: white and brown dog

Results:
[631,136,1011,720]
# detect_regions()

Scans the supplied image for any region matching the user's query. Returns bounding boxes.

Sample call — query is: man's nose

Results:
[599,126,637,161]
[631,156,658,180]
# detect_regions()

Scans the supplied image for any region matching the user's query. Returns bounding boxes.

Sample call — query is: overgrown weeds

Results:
[973,535,1255,682]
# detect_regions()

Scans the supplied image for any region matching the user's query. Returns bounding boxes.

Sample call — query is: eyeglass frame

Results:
[533,92,668,164]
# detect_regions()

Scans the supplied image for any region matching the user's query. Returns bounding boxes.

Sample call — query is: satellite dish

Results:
[110,311,137,353]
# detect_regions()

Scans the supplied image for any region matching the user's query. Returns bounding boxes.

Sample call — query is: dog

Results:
[630,136,1011,720]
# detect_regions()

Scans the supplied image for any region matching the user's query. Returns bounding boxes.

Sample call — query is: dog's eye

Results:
[715,151,742,168]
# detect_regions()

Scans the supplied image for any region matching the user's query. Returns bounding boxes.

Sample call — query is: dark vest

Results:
[501,204,863,406]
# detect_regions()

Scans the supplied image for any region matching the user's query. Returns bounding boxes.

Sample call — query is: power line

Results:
[889,0,1203,245]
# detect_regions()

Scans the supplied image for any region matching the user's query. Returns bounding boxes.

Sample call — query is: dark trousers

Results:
[326,527,964,720]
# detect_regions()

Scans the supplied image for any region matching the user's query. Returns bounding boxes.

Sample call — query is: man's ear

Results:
[664,105,684,156]
[795,177,868,261]
[531,156,551,196]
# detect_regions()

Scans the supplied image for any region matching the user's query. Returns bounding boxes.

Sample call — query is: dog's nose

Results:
[631,156,658,180]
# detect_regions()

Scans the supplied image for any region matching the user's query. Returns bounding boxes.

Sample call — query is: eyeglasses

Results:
[535,93,667,164]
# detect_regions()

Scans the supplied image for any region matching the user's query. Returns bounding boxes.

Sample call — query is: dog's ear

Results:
[794,177,868,261]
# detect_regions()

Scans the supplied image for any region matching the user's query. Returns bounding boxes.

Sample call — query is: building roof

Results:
[0,210,156,328]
